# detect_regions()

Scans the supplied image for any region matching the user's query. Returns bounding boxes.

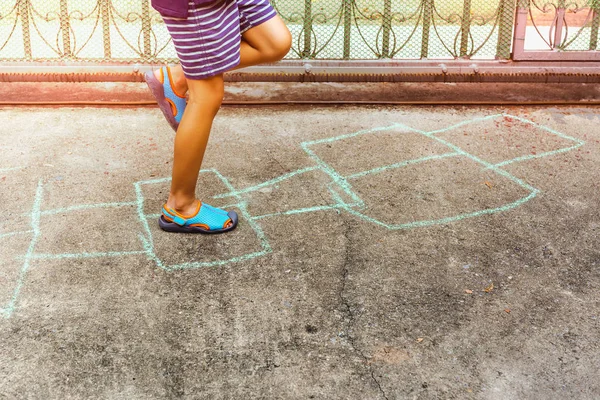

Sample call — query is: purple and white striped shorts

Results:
[162,0,277,80]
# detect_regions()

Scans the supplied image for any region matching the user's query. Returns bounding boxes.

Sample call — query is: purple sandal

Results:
[144,66,187,132]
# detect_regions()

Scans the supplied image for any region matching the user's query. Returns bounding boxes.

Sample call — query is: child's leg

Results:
[166,75,225,217]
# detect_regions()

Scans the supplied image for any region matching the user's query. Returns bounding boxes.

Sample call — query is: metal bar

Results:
[382,0,392,58]
[590,1,600,50]
[512,6,528,59]
[303,0,312,58]
[59,0,71,58]
[553,7,566,49]
[421,0,433,58]
[100,0,111,59]
[505,49,600,60]
[343,0,352,59]
[18,0,32,60]
[496,0,517,60]
[141,0,152,60]
[460,0,472,57]
[4,59,600,78]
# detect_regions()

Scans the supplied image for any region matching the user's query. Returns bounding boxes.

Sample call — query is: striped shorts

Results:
[162,0,277,80]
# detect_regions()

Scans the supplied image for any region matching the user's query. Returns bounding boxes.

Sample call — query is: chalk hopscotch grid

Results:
[0,113,585,318]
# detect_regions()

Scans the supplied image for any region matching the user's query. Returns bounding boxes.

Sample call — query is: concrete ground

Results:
[0,103,599,399]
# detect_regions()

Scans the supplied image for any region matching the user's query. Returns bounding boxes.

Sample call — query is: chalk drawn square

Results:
[136,171,271,271]
[146,206,266,268]
[306,128,451,177]
[346,156,532,227]
[433,115,583,167]
[35,207,141,255]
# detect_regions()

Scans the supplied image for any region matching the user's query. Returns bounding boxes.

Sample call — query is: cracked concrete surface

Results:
[1,104,599,399]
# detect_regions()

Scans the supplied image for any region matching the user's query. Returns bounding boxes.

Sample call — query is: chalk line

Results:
[0,230,33,240]
[24,251,146,260]
[0,166,24,173]
[41,201,137,216]
[212,166,320,199]
[2,180,43,318]
[345,152,460,180]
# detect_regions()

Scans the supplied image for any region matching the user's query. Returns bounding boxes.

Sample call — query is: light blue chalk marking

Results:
[167,250,271,271]
[212,166,320,199]
[135,181,161,268]
[301,112,558,230]
[253,204,346,221]
[299,124,416,208]
[2,180,43,319]
[298,123,418,207]
[493,144,584,168]
[426,114,504,136]
[420,128,539,193]
[345,152,460,180]
[339,191,539,230]
[489,114,585,168]
[41,201,137,216]
[506,114,585,143]
[24,251,146,260]
[250,113,576,231]
[0,166,24,173]
[1,112,583,320]
[302,123,411,146]
[252,183,365,220]
[301,145,364,207]
[0,230,33,240]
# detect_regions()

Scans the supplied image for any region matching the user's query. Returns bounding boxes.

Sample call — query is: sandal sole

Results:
[144,71,179,132]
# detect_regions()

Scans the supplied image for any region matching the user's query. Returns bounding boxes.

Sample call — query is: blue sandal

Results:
[144,66,187,132]
[159,202,238,234]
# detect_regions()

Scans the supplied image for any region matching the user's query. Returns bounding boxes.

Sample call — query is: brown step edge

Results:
[1,81,599,106]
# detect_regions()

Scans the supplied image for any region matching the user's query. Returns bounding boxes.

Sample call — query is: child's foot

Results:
[159,200,238,234]
[144,66,187,132]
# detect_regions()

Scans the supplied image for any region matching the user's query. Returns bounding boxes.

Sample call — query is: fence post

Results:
[141,0,152,60]
[18,0,32,59]
[302,0,312,58]
[343,0,352,59]
[553,1,566,49]
[590,0,599,50]
[382,0,392,58]
[459,0,472,57]
[512,1,528,59]
[59,0,71,58]
[421,0,433,58]
[496,0,516,59]
[100,0,111,59]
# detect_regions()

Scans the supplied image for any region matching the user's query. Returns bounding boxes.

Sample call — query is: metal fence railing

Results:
[0,0,599,64]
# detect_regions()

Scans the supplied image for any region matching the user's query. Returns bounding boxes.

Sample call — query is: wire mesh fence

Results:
[0,0,598,63]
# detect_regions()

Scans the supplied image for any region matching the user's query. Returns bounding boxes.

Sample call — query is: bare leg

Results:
[156,15,291,94]
[166,75,224,216]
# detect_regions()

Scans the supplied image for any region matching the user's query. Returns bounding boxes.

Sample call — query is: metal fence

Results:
[1,0,599,63]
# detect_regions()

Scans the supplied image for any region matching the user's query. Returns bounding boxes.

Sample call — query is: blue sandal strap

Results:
[161,66,187,124]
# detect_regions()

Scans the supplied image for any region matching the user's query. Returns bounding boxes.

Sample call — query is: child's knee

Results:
[271,30,292,61]
[188,75,224,110]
